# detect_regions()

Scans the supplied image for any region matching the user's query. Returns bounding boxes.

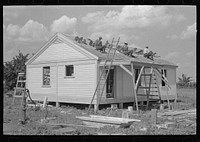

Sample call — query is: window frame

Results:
[43,66,50,86]
[65,65,75,77]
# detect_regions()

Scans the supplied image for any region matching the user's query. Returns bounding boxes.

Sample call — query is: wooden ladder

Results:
[134,67,162,111]
[12,73,26,105]
[87,37,120,114]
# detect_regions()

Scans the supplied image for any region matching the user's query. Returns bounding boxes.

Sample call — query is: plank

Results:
[47,122,98,128]
[119,64,132,76]
[158,109,196,116]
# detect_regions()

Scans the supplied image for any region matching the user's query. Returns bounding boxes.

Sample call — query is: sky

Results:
[3,6,196,82]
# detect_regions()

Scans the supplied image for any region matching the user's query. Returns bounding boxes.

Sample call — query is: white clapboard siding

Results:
[26,65,56,101]
[57,63,96,104]
[122,65,134,98]
[32,43,88,64]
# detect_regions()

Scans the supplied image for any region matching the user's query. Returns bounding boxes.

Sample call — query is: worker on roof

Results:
[101,40,110,53]
[143,46,157,60]
[94,37,104,52]
[120,42,134,57]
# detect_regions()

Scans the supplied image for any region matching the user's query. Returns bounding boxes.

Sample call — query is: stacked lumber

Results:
[76,115,140,128]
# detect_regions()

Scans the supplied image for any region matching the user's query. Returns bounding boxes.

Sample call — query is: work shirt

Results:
[94,39,102,47]
[121,45,128,52]
[143,48,149,54]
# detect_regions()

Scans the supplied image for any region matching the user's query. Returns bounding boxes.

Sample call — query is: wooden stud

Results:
[151,109,157,126]
[119,64,132,76]
[131,63,139,114]
[94,104,98,113]
[119,103,123,109]
[56,102,60,108]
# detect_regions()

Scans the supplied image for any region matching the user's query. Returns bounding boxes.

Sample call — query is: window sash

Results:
[65,65,74,76]
[43,66,50,85]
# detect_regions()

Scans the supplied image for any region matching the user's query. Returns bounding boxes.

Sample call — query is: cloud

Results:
[6,24,20,36]
[186,51,194,57]
[50,15,77,33]
[81,6,185,32]
[180,22,196,39]
[167,22,196,40]
[4,19,49,42]
[164,52,179,60]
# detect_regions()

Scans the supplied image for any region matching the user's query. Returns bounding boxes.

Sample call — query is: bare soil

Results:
[3,88,196,135]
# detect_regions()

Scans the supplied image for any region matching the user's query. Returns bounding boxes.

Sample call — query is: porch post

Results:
[131,63,139,114]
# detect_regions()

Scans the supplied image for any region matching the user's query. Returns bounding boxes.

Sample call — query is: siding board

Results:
[33,43,88,64]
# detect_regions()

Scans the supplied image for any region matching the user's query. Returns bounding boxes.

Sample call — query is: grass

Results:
[3,88,196,135]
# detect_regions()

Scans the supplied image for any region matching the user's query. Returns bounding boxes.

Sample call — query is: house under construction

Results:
[25,33,178,111]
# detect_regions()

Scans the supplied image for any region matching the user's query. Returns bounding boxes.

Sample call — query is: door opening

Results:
[106,68,115,98]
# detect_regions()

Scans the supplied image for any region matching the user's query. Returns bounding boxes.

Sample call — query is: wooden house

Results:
[25,33,178,110]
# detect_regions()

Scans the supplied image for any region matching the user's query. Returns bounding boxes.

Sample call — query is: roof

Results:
[26,32,178,67]
[62,33,178,67]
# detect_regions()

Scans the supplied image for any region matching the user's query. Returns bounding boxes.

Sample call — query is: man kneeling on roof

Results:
[94,37,107,52]
[143,46,156,60]
[120,42,134,57]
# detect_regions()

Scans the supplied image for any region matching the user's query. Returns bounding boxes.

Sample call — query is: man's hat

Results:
[146,46,149,48]
[99,37,102,39]
[124,42,128,45]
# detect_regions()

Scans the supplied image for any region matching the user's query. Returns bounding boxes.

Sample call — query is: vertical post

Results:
[94,104,98,113]
[151,109,157,126]
[119,103,123,109]
[131,63,139,114]
[22,89,26,123]
[56,63,59,108]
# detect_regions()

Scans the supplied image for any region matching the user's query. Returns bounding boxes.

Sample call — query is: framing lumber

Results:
[158,109,196,116]
[131,63,139,114]
[47,122,98,128]
[135,66,144,90]
[146,67,153,110]
[154,69,161,102]
[119,64,132,76]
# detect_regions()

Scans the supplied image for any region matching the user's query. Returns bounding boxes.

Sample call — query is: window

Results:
[43,66,50,85]
[106,69,114,98]
[161,69,167,86]
[65,65,74,76]
[135,69,141,86]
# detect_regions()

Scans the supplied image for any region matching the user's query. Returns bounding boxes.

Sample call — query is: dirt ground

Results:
[3,88,196,135]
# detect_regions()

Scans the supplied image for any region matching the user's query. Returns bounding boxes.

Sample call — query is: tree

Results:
[177,74,193,88]
[4,50,30,92]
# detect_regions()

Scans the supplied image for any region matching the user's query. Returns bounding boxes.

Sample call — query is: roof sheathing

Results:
[66,35,177,67]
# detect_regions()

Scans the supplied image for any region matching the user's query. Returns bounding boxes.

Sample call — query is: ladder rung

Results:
[150,90,158,92]
[137,94,159,96]
[14,87,25,90]
[137,86,149,89]
[17,80,26,83]
[141,74,152,76]
[13,95,23,98]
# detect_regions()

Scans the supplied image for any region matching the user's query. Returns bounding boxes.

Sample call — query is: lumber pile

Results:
[76,115,140,128]
[157,109,196,117]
